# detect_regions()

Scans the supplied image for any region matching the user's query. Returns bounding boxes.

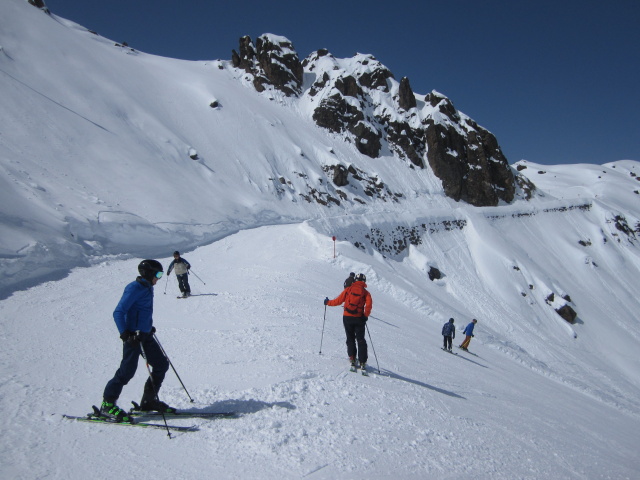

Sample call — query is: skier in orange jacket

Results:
[325,273,373,370]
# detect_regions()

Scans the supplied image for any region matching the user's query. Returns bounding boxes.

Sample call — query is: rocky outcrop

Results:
[424,93,515,205]
[556,304,577,324]
[231,34,521,207]
[232,34,303,96]
[398,77,416,111]
[27,0,50,13]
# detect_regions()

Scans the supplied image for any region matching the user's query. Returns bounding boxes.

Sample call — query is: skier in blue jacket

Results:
[441,318,455,351]
[100,259,174,423]
[459,319,478,351]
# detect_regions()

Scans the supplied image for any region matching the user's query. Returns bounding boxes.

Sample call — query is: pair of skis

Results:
[456,346,478,356]
[63,404,236,432]
[446,346,478,356]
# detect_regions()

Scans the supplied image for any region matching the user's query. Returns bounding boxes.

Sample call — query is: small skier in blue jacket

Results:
[441,318,455,351]
[167,251,191,298]
[100,259,174,423]
[459,319,478,351]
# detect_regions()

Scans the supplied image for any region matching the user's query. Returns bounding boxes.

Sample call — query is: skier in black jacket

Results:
[343,272,356,288]
[441,318,455,351]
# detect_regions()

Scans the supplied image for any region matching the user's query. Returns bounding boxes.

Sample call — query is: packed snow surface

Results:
[1,1,639,479]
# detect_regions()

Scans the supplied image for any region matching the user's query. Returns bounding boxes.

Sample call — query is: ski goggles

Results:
[155,271,163,279]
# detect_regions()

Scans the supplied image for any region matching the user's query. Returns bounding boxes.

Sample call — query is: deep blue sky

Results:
[47,0,639,165]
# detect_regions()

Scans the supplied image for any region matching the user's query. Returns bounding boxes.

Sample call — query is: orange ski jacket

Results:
[327,281,372,318]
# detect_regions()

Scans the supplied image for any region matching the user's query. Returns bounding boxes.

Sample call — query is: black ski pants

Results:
[443,335,453,350]
[177,273,191,294]
[103,333,169,403]
[343,315,368,364]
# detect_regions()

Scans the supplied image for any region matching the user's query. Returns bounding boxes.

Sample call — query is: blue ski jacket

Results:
[463,322,475,336]
[113,277,155,334]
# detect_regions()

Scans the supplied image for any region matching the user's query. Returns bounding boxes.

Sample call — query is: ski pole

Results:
[154,333,195,403]
[163,274,169,295]
[188,269,206,285]
[319,305,327,354]
[139,338,172,438]
[365,323,380,374]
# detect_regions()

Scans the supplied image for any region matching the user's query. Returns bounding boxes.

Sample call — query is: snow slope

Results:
[2,221,640,479]
[1,1,640,478]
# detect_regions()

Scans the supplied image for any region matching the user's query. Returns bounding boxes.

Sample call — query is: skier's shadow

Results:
[193,399,296,415]
[452,353,489,369]
[379,369,465,399]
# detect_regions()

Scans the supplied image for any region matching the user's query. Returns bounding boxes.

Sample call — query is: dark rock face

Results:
[308,54,393,160]
[28,0,50,12]
[332,165,349,187]
[428,266,442,281]
[556,304,577,324]
[398,77,416,111]
[387,121,424,167]
[231,36,256,73]
[232,35,303,96]
[312,93,363,132]
[231,35,520,207]
[424,93,515,206]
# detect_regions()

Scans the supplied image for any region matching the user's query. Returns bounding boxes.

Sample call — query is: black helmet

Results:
[355,273,366,282]
[138,259,163,280]
[173,251,180,256]
[449,318,455,323]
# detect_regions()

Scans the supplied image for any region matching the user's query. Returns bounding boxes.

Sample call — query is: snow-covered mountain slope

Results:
[1,0,455,295]
[1,2,640,478]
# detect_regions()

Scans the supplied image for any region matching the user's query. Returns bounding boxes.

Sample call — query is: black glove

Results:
[324,297,329,305]
[150,326,156,334]
[362,316,368,322]
[120,330,140,346]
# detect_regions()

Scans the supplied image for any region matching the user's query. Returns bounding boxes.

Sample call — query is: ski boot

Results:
[138,397,177,414]
[139,381,177,413]
[99,401,134,423]
[349,356,357,372]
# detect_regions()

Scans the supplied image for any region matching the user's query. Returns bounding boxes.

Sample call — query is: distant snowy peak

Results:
[231,35,520,207]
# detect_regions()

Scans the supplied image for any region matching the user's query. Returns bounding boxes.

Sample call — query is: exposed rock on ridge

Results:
[231,35,522,207]
[27,0,50,13]
[232,34,303,97]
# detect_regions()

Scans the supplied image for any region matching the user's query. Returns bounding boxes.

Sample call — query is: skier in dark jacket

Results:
[325,273,373,370]
[442,318,455,351]
[343,272,356,288]
[459,319,478,351]
[100,259,174,423]
[167,251,191,297]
